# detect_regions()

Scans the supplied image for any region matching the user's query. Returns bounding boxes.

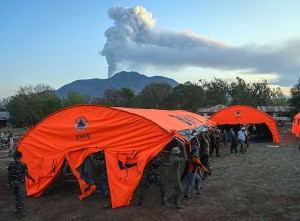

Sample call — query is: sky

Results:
[1,0,300,99]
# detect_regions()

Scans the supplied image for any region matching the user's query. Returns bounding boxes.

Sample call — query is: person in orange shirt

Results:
[184,148,211,198]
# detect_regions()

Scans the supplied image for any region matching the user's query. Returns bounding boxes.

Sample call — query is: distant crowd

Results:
[0,131,14,154]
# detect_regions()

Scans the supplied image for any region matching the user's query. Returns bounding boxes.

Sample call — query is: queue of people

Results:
[230,126,250,154]
[136,131,214,209]
[135,125,252,209]
[7,125,250,218]
[208,125,251,155]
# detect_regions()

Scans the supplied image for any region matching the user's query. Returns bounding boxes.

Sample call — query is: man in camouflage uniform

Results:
[137,154,168,206]
[8,151,35,219]
[167,146,187,209]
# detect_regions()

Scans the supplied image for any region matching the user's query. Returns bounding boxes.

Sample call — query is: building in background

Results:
[0,112,10,127]
[257,106,293,125]
[197,104,227,118]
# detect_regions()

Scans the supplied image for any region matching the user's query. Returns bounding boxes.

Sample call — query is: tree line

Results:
[1,77,300,128]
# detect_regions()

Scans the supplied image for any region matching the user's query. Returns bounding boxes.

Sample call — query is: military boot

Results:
[174,198,185,209]
[161,196,170,207]
[136,197,143,206]
[17,211,23,219]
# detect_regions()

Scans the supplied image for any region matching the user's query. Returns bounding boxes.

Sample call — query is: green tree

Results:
[91,97,114,106]
[271,87,288,106]
[227,77,252,106]
[226,77,275,107]
[62,92,88,107]
[249,80,274,106]
[290,78,300,113]
[201,78,229,107]
[101,88,135,107]
[6,84,62,127]
[167,82,206,112]
[0,98,9,111]
[135,83,173,109]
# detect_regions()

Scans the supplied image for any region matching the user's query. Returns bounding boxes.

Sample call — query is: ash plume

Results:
[101,5,300,85]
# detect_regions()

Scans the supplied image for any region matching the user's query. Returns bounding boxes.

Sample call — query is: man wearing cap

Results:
[8,151,35,219]
[167,145,187,209]
[238,127,247,153]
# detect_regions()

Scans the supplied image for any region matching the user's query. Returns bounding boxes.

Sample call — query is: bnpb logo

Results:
[235,110,241,118]
[74,116,88,131]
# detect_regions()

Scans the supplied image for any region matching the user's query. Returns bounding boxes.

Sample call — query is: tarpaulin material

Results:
[210,105,280,143]
[18,105,214,208]
[292,113,300,138]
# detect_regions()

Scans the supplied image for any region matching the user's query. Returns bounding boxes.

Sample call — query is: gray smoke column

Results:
[101,5,226,77]
[101,5,300,85]
[101,5,156,77]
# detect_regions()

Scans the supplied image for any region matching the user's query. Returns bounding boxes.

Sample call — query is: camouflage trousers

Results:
[139,173,166,201]
[12,183,26,213]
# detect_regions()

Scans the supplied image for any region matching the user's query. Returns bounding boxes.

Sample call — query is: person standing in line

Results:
[200,131,211,173]
[238,127,247,153]
[244,128,249,151]
[93,150,109,198]
[209,128,216,157]
[210,129,221,157]
[221,129,228,149]
[8,151,35,219]
[248,124,254,138]
[7,132,14,155]
[184,148,211,198]
[215,129,221,157]
[181,134,200,181]
[167,145,187,209]
[137,154,169,206]
[229,128,238,154]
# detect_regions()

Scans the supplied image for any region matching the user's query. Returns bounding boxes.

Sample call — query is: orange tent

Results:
[18,105,215,208]
[209,105,280,143]
[292,113,300,138]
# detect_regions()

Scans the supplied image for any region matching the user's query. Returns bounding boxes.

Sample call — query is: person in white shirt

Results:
[7,132,14,155]
[238,127,246,153]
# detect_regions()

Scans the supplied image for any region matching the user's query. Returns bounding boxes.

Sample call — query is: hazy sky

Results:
[1,0,300,99]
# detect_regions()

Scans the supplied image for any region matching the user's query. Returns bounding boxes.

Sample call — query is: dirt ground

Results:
[0,127,299,221]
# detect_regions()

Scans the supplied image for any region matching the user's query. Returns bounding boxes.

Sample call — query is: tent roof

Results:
[210,105,280,143]
[116,107,215,140]
[20,105,215,147]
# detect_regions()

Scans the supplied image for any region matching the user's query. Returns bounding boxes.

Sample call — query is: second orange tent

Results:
[210,105,280,143]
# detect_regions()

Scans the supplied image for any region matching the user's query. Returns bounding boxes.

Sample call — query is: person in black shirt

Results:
[229,128,238,154]
[8,151,35,219]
